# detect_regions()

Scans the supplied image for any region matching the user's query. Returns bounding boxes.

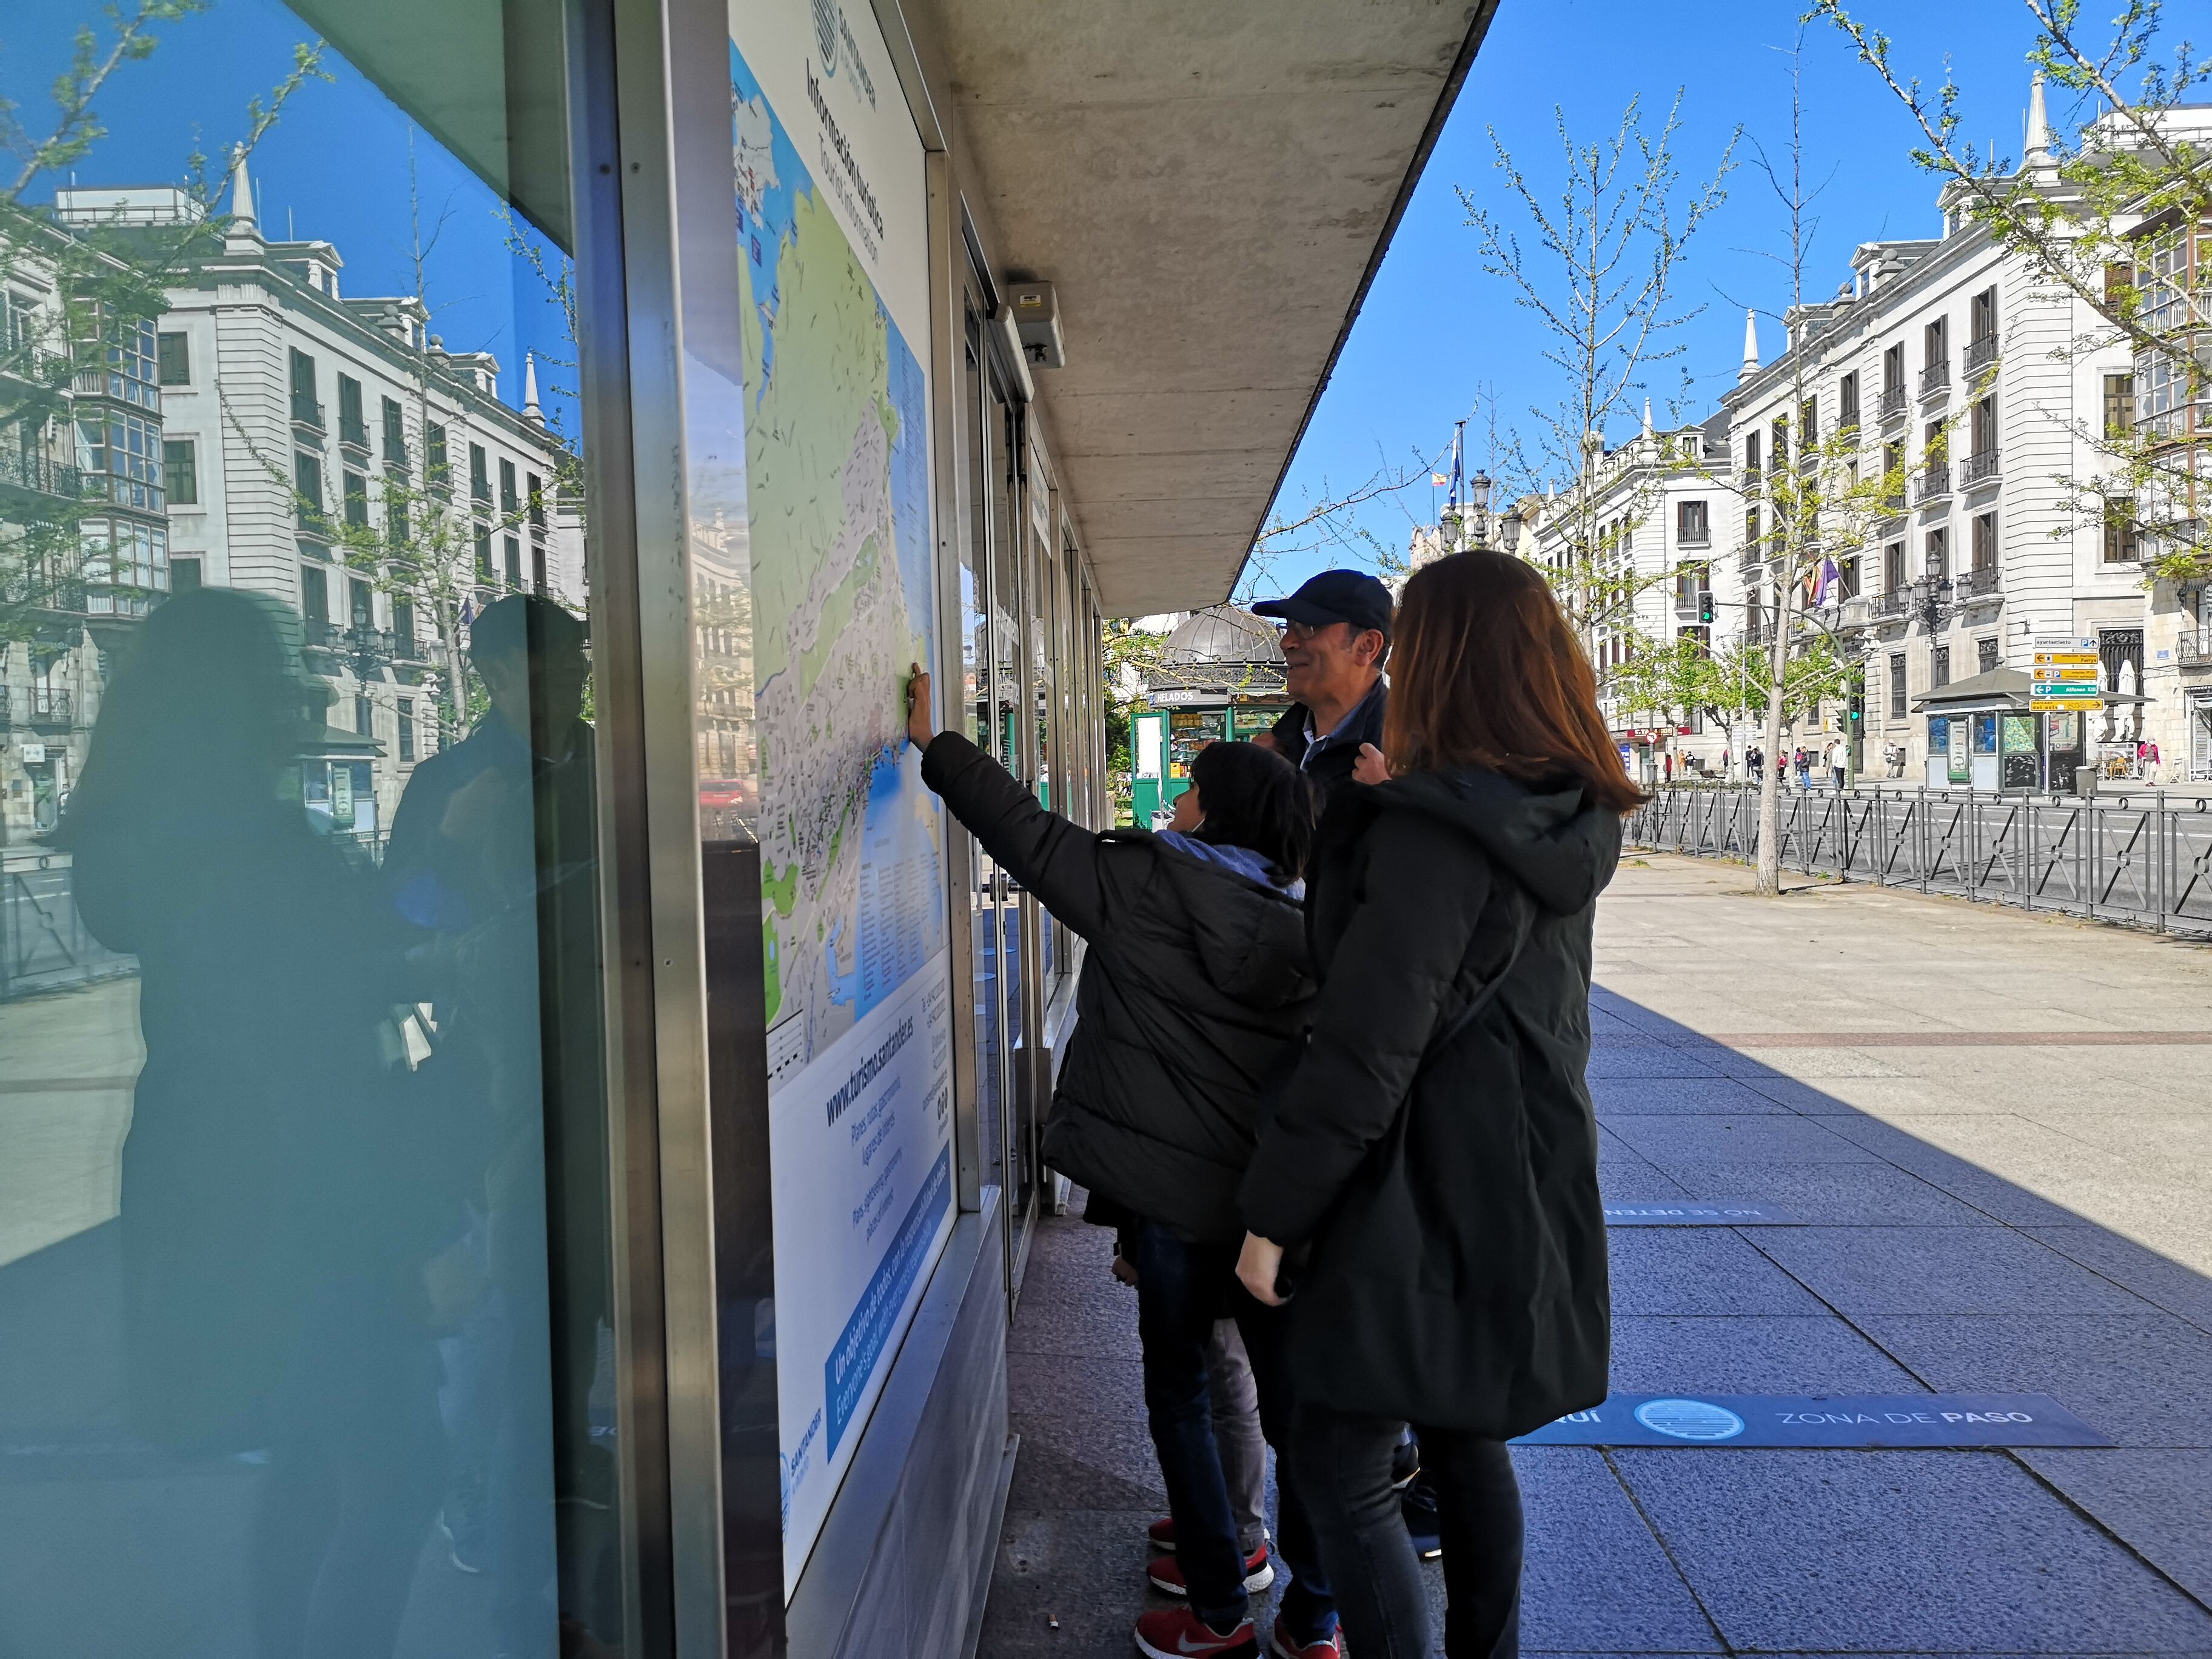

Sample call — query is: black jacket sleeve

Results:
[1238,808,1494,1245]
[919,730,1112,940]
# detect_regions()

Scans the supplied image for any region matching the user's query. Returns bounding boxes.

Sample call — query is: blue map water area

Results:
[854,742,945,1016]
[886,335,931,642]
[730,42,804,395]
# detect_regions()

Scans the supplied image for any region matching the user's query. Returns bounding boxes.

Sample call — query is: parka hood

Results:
[1367,766,1622,915]
[1148,835,1315,1010]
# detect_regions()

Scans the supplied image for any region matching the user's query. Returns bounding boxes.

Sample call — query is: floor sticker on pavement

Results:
[1604,1201,1799,1225]
[1517,1393,2112,1447]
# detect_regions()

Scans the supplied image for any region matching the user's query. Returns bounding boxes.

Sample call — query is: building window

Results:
[1889,652,1907,719]
[1971,396,1997,457]
[532,541,548,593]
[1884,540,1905,592]
[1932,645,1951,688]
[156,330,190,386]
[1771,415,1789,469]
[1970,286,1997,343]
[381,396,407,468]
[78,409,164,510]
[1977,636,2000,674]
[338,374,367,447]
[1839,370,1860,430]
[349,575,374,629]
[289,347,320,426]
[526,471,545,529]
[1744,429,1761,478]
[386,484,408,547]
[343,469,369,529]
[1923,315,1948,374]
[1838,554,1860,600]
[1972,511,1997,570]
[392,597,416,660]
[2103,497,2139,563]
[1677,498,1709,545]
[503,534,521,587]
[163,438,198,505]
[1882,438,1905,507]
[295,450,325,530]
[2100,628,2144,696]
[499,457,518,517]
[427,422,450,495]
[2103,373,2135,439]
[475,524,494,581]
[1926,526,1948,580]
[171,555,202,592]
[1799,397,1817,449]
[398,696,417,762]
[1883,341,1905,395]
[470,443,491,506]
[1744,507,1761,552]
[302,561,329,628]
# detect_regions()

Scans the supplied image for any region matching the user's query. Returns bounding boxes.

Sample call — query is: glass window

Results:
[499,455,519,515]
[337,373,367,446]
[163,437,197,504]
[1978,637,2000,674]
[426,421,449,494]
[1932,644,1950,688]
[469,441,491,505]
[0,13,626,1651]
[474,523,494,582]
[503,532,521,586]
[156,330,190,385]
[1889,652,1907,719]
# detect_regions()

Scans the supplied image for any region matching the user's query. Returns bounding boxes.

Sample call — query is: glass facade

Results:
[0,3,626,1654]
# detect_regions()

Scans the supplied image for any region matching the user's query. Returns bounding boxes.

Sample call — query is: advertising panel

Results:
[724,0,953,1597]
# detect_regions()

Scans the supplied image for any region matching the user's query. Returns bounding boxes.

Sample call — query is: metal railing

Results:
[2177,628,2212,668]
[1955,565,2001,600]
[1627,783,2212,938]
[1920,359,1951,397]
[1965,334,2000,374]
[1912,464,1951,505]
[0,447,88,501]
[1872,588,1908,618]
[1879,384,1908,420]
[1961,449,2000,486]
[2,856,135,1002]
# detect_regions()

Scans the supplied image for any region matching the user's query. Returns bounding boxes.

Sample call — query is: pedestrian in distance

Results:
[1250,569,1395,804]
[904,667,1345,1659]
[1826,737,1846,794]
[1235,550,1633,1659]
[1793,746,1811,791]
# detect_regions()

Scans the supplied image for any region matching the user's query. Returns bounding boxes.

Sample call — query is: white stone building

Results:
[1715,76,2209,787]
[1521,405,1741,779]
[127,153,585,833]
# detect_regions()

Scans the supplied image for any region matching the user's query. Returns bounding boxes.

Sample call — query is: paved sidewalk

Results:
[979,854,2212,1657]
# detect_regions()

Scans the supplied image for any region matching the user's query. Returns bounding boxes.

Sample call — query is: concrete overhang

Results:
[925,0,1499,615]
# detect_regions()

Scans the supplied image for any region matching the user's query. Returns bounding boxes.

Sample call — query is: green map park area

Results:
[732,43,946,1069]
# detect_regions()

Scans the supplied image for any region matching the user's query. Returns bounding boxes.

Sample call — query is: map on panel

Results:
[732,44,945,1074]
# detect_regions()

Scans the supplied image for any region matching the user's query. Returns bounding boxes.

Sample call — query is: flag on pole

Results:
[1430,472,1448,487]
[1812,555,1840,607]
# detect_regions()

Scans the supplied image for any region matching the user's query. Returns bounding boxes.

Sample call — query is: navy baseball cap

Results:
[1251,569,1394,638]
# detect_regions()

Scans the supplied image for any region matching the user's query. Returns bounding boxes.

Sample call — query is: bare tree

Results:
[1464,92,1738,678]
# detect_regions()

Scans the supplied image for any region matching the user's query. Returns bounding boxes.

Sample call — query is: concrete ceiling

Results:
[930,0,1498,616]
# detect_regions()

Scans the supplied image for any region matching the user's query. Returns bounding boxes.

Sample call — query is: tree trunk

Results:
[1755,575,1791,896]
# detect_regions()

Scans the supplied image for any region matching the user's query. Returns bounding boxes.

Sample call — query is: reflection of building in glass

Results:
[1,199,178,840]
[129,153,585,830]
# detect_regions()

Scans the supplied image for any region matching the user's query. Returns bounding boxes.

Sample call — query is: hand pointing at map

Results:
[906,663,936,750]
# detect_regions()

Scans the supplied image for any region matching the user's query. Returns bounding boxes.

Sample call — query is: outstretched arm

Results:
[908,665,1113,939]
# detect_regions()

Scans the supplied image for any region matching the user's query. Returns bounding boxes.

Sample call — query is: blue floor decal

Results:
[1604,1201,1800,1225]
[1517,1392,2111,1447]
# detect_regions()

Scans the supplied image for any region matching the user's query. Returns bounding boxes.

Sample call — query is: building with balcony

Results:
[127,153,586,832]
[1712,71,2145,783]
[1521,403,1740,777]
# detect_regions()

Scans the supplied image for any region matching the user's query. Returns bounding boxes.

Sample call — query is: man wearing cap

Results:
[1250,569,1392,805]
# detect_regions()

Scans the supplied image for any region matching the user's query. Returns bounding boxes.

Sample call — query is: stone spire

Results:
[1641,397,1654,439]
[523,351,544,424]
[2025,70,2051,164]
[226,145,256,232]
[1738,309,1760,382]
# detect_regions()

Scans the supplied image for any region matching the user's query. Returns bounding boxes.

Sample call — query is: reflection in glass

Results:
[0,7,621,1654]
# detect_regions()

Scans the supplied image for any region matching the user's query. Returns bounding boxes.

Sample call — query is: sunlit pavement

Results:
[980,854,2212,1656]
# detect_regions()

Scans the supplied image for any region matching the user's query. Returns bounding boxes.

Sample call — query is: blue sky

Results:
[1,0,574,428]
[2,0,2086,600]
[1249,0,2082,600]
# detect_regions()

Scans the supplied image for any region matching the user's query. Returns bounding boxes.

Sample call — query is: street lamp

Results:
[1469,471,1493,549]
[1500,509,1521,555]
[1911,546,1954,632]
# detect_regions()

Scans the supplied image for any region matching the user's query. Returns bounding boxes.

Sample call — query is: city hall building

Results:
[0,2,1497,1657]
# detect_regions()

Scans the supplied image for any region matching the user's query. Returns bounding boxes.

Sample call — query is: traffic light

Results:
[1699,591,1715,624]
[1848,691,1864,727]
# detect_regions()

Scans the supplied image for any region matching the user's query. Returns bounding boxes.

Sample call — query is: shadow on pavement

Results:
[977,988,2212,1658]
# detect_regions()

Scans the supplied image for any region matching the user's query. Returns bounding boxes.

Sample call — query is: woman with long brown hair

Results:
[1233,550,1642,1658]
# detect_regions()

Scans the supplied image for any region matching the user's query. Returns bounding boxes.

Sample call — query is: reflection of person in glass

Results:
[53,588,458,1657]
[386,594,617,1654]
